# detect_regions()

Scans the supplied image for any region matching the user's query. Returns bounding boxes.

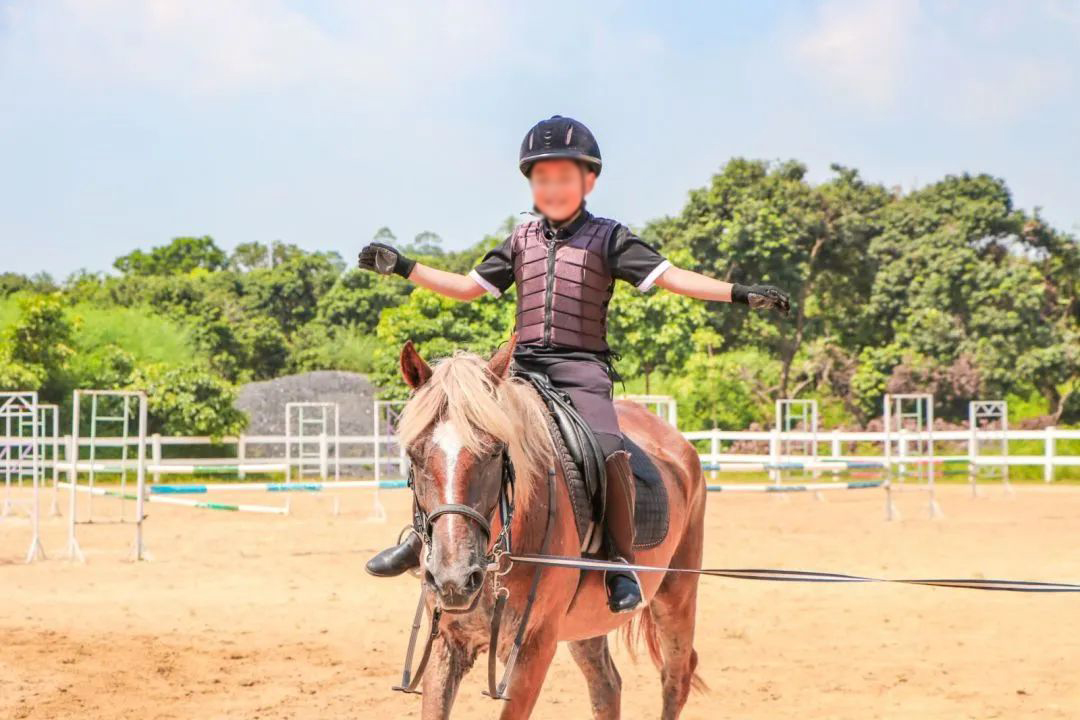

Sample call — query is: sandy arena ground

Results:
[2,482,1079,719]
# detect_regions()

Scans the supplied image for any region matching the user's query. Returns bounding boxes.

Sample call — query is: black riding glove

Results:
[731,283,791,316]
[358,242,416,279]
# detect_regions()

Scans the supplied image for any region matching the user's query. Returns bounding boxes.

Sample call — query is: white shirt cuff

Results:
[468,269,502,299]
[635,259,671,292]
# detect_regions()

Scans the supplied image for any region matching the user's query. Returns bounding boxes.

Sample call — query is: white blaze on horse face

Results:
[432,420,464,504]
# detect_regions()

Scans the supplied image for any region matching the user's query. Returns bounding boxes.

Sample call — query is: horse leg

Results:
[420,636,473,720]
[649,525,705,719]
[567,635,622,719]
[649,581,700,719]
[498,630,559,720]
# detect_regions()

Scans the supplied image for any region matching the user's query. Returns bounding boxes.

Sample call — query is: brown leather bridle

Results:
[394,445,557,701]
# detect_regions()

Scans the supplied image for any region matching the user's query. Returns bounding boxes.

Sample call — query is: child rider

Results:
[358,115,790,613]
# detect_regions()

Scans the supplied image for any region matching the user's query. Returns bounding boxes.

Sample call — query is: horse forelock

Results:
[396,349,553,509]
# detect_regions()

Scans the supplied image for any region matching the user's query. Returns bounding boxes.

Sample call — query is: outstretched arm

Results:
[358,242,488,301]
[652,265,735,302]
[607,225,790,315]
[407,263,487,301]
[654,264,791,315]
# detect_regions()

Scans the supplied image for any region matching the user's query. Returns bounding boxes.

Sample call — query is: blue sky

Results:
[1,0,1077,277]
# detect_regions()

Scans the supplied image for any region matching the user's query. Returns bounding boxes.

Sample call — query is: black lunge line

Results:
[505,554,1080,593]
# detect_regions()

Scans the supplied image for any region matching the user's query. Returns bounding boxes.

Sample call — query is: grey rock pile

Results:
[235,371,381,457]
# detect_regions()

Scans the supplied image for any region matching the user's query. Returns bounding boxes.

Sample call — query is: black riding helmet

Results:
[519,115,602,178]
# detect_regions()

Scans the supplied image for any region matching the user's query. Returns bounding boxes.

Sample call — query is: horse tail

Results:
[689,648,708,693]
[620,607,709,694]
[620,605,663,671]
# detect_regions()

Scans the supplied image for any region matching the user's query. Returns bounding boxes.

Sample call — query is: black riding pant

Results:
[513,357,625,457]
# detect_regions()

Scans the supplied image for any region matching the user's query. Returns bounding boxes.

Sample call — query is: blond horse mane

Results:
[395,349,554,507]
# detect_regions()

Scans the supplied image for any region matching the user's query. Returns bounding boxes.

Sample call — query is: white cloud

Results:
[793,0,921,109]
[5,0,514,99]
[942,56,1071,124]
[786,0,1075,123]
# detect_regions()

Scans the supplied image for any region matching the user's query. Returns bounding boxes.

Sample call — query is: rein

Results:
[393,451,559,701]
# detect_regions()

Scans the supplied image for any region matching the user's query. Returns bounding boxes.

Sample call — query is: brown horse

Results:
[394,333,707,719]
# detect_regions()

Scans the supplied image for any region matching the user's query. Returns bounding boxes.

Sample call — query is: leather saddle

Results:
[511,366,669,554]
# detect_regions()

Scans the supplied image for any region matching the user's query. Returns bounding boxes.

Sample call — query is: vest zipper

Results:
[542,233,556,345]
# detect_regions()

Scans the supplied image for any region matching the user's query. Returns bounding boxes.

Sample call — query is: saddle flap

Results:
[512,366,669,551]
[513,368,606,512]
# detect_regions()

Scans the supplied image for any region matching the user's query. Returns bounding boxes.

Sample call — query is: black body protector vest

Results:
[511,215,618,352]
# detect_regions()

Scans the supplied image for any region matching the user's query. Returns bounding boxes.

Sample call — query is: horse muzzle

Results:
[425,562,486,611]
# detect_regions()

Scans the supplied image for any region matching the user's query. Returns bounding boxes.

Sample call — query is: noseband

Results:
[409,448,516,571]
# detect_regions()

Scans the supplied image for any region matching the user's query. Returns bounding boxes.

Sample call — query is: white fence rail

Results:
[2,427,1079,483]
[687,428,1080,483]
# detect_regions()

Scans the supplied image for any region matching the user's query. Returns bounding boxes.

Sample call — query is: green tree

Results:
[869,174,1066,416]
[648,160,890,397]
[315,268,411,333]
[129,363,247,438]
[607,249,707,393]
[240,252,339,335]
[0,294,76,397]
[668,327,777,432]
[229,242,273,272]
[404,231,445,257]
[114,236,227,276]
[371,288,513,399]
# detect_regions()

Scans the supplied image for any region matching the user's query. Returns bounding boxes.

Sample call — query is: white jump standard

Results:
[883,393,942,520]
[0,391,47,563]
[969,400,1011,497]
[773,398,819,486]
[285,401,340,484]
[66,390,148,562]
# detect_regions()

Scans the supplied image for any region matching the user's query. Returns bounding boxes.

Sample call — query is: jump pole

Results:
[707,480,885,493]
[149,479,408,494]
[56,461,287,474]
[61,483,288,515]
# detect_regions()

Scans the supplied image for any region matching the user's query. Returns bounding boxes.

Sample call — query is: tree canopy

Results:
[2,160,1077,434]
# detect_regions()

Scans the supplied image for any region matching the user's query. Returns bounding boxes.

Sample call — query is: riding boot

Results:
[602,448,644,613]
[365,528,422,577]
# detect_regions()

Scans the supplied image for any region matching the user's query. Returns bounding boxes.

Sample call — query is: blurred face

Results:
[529,159,596,222]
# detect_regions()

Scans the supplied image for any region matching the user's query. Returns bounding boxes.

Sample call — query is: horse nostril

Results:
[424,569,438,590]
[466,568,484,593]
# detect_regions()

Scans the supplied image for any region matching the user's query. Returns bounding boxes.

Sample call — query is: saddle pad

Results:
[624,435,669,549]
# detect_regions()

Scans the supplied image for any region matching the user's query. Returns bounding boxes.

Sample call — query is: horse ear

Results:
[400,340,432,390]
[487,333,518,383]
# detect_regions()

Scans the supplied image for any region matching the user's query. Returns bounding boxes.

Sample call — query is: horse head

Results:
[396,333,548,612]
